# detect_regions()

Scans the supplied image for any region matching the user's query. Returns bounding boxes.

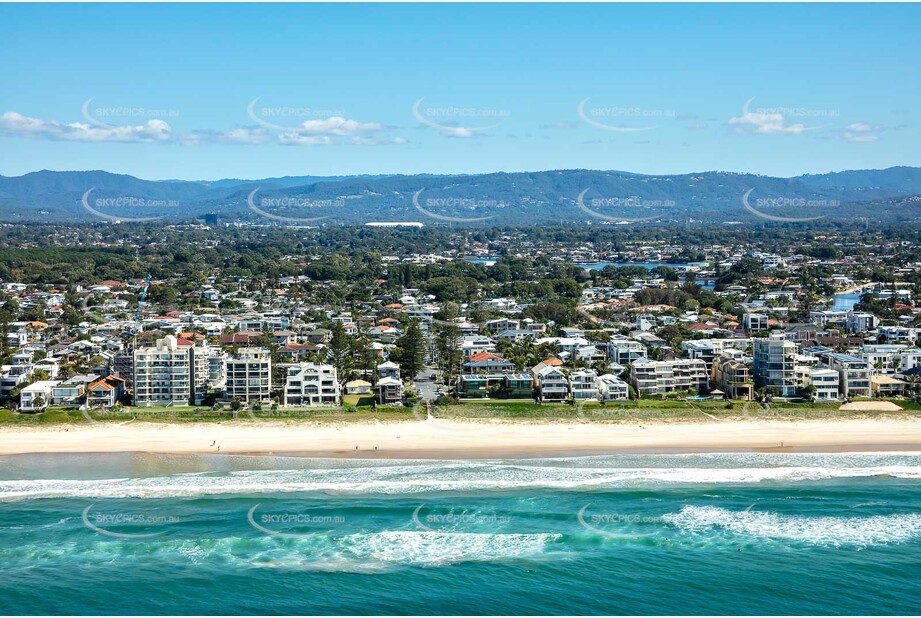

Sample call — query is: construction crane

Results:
[133,275,151,349]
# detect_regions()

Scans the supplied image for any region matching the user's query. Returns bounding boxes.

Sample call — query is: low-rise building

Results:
[607,339,647,365]
[742,313,769,332]
[631,358,709,395]
[19,380,60,412]
[597,373,630,401]
[376,376,404,405]
[532,365,569,401]
[823,353,872,399]
[284,363,339,406]
[569,369,599,400]
[86,375,126,408]
[806,368,840,401]
[711,355,754,400]
[345,379,372,396]
[871,375,907,397]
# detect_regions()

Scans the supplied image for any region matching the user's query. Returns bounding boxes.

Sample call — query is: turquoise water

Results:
[832,293,861,312]
[1,452,919,615]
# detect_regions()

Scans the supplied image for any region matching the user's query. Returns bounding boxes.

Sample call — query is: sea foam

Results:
[662,505,921,547]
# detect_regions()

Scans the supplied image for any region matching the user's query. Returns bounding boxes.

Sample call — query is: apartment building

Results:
[742,313,769,332]
[878,326,918,344]
[225,347,272,404]
[846,312,878,334]
[630,358,709,395]
[710,355,754,400]
[859,345,921,376]
[823,353,871,398]
[607,339,648,365]
[134,336,204,407]
[752,337,799,397]
[284,363,340,406]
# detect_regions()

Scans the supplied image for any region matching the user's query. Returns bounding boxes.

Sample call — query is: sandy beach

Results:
[1,418,920,457]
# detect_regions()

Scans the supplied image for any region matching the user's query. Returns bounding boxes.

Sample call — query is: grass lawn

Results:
[435,398,921,422]
[0,404,415,425]
[3,398,919,425]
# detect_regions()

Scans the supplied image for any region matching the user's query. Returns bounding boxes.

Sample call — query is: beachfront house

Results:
[19,380,60,412]
[532,365,569,401]
[86,375,126,408]
[376,376,404,405]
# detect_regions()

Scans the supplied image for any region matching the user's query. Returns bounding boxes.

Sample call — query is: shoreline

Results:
[1,418,920,458]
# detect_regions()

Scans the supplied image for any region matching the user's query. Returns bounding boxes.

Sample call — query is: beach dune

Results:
[1,418,919,457]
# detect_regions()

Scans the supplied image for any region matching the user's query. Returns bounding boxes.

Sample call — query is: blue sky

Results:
[1,3,918,180]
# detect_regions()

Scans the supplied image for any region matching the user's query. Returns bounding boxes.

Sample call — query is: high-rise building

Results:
[225,348,272,404]
[133,336,216,407]
[752,337,798,396]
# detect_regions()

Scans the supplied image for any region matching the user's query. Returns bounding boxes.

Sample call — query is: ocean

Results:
[0,452,919,615]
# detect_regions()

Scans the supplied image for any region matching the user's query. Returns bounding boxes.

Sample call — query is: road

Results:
[414,367,444,402]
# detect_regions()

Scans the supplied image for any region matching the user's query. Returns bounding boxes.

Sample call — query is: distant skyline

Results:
[1,3,919,180]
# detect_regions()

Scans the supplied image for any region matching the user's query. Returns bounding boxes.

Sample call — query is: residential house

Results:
[806,368,840,401]
[376,376,404,405]
[532,365,569,401]
[569,369,600,400]
[597,374,630,401]
[19,380,60,412]
[86,375,126,408]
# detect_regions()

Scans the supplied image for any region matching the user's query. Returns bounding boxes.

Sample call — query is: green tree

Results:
[327,322,353,384]
[392,321,426,381]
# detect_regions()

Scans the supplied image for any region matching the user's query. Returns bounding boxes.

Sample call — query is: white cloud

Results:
[277,133,333,146]
[841,122,879,143]
[181,127,274,146]
[0,110,171,142]
[294,116,387,136]
[728,109,807,135]
[1,109,404,147]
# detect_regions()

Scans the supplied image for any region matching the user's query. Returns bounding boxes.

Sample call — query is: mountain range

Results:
[1,167,920,226]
